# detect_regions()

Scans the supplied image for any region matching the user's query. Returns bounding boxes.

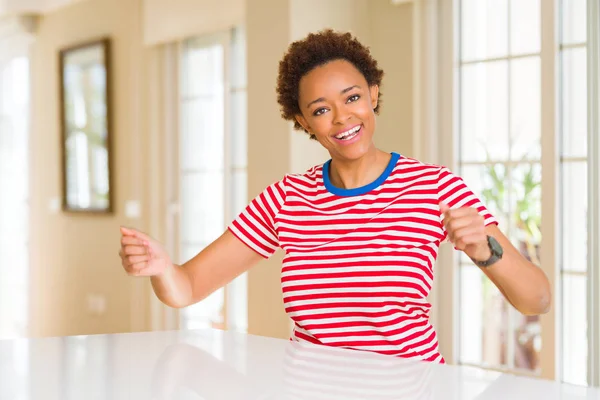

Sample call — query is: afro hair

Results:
[276,29,384,139]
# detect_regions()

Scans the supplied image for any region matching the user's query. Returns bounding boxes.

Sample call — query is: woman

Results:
[119,30,551,363]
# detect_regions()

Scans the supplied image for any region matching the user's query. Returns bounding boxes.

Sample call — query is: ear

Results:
[295,114,310,133]
[370,84,379,109]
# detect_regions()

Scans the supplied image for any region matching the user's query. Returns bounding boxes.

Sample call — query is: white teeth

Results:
[335,125,361,140]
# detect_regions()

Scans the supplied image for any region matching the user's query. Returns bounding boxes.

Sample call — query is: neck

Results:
[328,145,391,189]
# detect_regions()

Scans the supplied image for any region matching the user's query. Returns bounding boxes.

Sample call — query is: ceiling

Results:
[0,0,86,18]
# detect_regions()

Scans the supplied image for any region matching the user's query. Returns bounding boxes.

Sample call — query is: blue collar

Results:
[322,152,400,197]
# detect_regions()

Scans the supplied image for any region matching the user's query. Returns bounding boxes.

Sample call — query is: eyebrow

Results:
[305,85,361,109]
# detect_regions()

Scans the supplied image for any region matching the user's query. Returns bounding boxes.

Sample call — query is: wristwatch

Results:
[471,235,503,267]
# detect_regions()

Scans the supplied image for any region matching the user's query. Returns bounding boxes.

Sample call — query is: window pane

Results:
[509,163,542,264]
[458,163,514,368]
[180,171,224,244]
[0,285,28,337]
[181,287,225,330]
[561,0,587,45]
[9,58,29,106]
[459,164,510,221]
[562,273,588,386]
[561,47,587,158]
[231,169,247,219]
[509,163,542,372]
[510,0,541,55]
[230,27,247,89]
[459,164,510,264]
[461,0,508,61]
[514,313,541,371]
[230,90,247,169]
[180,242,206,264]
[0,340,29,398]
[180,37,229,334]
[460,61,509,162]
[561,162,588,272]
[0,58,30,341]
[510,57,541,161]
[181,43,224,97]
[227,272,248,333]
[460,265,508,367]
[181,97,224,171]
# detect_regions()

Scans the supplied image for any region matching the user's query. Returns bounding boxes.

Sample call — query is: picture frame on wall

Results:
[59,37,113,213]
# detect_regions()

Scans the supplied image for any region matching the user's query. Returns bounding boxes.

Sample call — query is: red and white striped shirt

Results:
[228,152,497,363]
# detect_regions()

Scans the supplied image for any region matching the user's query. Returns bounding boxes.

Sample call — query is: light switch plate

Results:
[48,197,61,213]
[125,200,141,219]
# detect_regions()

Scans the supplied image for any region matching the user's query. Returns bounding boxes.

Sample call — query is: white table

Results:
[1,328,599,399]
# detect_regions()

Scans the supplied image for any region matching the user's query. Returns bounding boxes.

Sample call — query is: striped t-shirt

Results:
[228,152,497,363]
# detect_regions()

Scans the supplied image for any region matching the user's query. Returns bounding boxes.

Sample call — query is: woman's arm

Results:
[440,204,551,315]
[120,227,264,308]
[476,224,551,315]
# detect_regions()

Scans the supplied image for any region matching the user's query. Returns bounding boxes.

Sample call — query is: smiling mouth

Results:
[334,125,362,141]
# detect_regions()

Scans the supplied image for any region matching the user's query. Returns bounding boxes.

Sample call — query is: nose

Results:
[332,103,351,125]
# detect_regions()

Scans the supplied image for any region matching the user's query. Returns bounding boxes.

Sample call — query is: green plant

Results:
[477,153,542,265]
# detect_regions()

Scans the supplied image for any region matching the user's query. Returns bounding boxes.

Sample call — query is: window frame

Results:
[177,31,230,331]
[586,0,600,387]
[152,27,248,333]
[419,0,600,385]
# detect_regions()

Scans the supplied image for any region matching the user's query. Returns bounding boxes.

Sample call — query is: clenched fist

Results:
[440,202,491,262]
[119,227,172,277]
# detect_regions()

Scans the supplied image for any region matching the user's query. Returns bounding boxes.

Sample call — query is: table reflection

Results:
[2,329,599,400]
[150,336,438,399]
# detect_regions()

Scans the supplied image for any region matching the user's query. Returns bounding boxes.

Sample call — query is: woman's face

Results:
[295,59,379,162]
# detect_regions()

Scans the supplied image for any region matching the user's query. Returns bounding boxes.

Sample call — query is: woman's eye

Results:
[347,94,360,103]
[313,108,327,116]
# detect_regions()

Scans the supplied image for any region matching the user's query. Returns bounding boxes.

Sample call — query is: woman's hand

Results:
[439,203,551,315]
[118,227,264,308]
[440,202,491,262]
[119,226,172,277]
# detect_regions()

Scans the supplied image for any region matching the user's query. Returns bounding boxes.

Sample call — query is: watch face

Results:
[489,236,503,256]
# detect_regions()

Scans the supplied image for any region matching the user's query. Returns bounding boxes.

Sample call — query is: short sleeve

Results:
[437,167,498,234]
[227,178,287,259]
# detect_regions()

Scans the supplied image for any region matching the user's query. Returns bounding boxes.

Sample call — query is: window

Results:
[451,0,599,386]
[457,0,543,374]
[559,0,589,386]
[0,55,30,340]
[0,25,33,400]
[177,27,248,332]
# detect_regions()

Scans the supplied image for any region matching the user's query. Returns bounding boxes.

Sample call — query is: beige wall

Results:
[29,0,150,337]
[24,0,413,339]
[143,0,245,46]
[369,0,414,158]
